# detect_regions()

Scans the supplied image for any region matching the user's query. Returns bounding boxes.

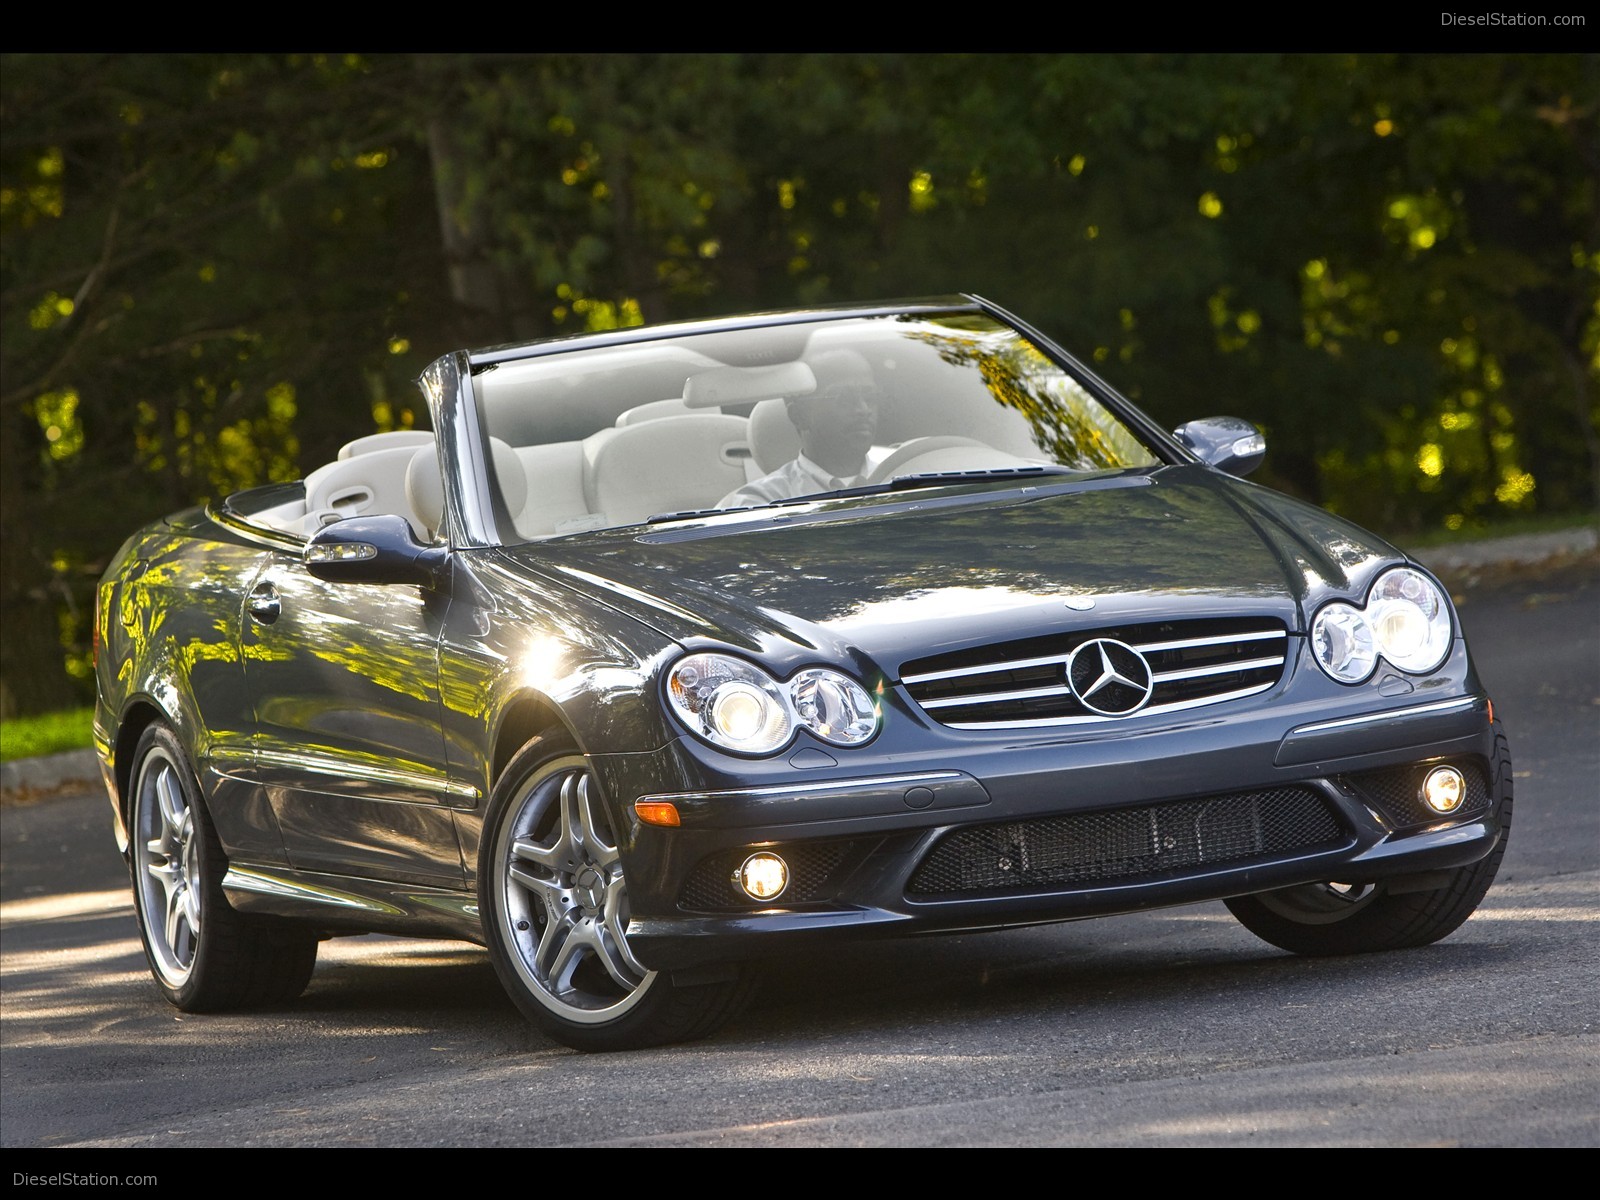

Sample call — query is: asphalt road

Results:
[3,557,1596,1149]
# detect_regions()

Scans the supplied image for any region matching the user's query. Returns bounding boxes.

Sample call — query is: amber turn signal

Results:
[634,801,681,827]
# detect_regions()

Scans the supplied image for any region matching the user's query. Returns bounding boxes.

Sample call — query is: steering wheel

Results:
[866,437,993,484]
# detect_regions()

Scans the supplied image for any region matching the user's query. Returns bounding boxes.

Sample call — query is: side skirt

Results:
[222,864,484,943]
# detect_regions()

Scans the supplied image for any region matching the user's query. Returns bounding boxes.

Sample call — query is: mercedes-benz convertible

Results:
[94,296,1511,1049]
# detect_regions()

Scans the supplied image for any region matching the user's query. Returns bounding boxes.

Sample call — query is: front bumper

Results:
[589,644,1504,971]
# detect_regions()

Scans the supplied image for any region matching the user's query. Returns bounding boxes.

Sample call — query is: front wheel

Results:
[128,721,318,1010]
[481,734,754,1050]
[1226,720,1513,956]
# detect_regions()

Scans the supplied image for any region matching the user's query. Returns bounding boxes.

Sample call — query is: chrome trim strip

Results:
[944,682,1276,729]
[1288,696,1479,736]
[921,684,1067,709]
[902,627,1286,685]
[222,866,405,915]
[902,652,1070,685]
[917,656,1284,708]
[1136,629,1286,653]
[637,770,965,805]
[209,503,306,551]
[423,351,499,549]
[253,747,480,800]
[1152,655,1285,683]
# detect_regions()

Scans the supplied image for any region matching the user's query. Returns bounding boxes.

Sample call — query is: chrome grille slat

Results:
[1136,629,1286,653]
[944,682,1278,728]
[922,683,1070,709]
[902,652,1078,686]
[903,628,1286,686]
[1152,654,1285,683]
[901,618,1289,728]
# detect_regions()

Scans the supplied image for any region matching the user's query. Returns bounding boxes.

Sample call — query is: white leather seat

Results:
[406,438,528,540]
[336,430,435,461]
[614,398,695,427]
[583,415,749,525]
[304,443,433,537]
[747,399,801,474]
[512,441,595,536]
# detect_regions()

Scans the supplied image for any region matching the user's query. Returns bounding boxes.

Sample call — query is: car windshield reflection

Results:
[471,311,1160,541]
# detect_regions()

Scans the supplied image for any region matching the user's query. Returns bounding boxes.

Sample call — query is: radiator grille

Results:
[901,617,1287,728]
[907,787,1347,896]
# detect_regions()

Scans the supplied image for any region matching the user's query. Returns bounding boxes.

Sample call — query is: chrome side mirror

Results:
[304,514,448,587]
[1173,416,1266,477]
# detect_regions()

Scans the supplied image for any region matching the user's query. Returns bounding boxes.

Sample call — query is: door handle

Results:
[247,583,281,625]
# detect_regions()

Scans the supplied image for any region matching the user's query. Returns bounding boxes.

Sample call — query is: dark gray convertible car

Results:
[94,296,1511,1050]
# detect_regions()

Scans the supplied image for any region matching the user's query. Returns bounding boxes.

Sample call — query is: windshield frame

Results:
[439,299,1189,549]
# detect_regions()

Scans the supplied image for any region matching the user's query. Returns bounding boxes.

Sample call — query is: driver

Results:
[718,350,883,508]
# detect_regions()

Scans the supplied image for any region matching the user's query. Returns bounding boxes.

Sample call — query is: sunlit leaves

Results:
[28,292,74,329]
[1384,192,1451,253]
[34,390,84,461]
[0,50,1592,716]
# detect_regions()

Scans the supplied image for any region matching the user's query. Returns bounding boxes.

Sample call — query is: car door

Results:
[239,552,466,884]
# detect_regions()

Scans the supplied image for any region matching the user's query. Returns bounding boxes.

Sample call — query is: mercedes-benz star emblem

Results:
[1066,638,1154,716]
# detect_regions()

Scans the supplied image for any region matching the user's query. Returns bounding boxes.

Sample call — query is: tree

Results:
[3,52,1593,717]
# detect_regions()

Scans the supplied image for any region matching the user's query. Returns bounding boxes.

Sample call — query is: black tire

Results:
[127,721,318,1010]
[1225,720,1513,956]
[481,732,755,1051]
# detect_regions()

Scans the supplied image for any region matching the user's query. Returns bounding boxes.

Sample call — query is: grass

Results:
[0,707,95,762]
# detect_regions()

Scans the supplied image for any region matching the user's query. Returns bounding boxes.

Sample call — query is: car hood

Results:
[496,466,1402,678]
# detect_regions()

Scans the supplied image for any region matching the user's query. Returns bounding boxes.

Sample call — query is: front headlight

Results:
[1311,602,1378,683]
[666,653,880,755]
[1366,567,1452,672]
[1310,567,1453,684]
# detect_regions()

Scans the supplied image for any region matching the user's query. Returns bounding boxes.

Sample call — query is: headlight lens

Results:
[1311,602,1378,683]
[667,656,792,754]
[791,669,878,746]
[1367,568,1452,672]
[666,654,880,754]
[1310,567,1452,684]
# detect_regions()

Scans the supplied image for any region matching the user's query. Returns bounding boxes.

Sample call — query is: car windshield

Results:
[473,311,1161,541]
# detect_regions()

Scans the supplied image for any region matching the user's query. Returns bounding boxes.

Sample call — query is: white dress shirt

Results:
[717,454,868,509]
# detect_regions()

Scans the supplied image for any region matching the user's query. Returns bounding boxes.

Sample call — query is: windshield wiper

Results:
[883,465,1074,490]
[646,466,1076,525]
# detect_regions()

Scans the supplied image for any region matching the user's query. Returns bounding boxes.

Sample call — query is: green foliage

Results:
[1,52,1595,715]
[0,707,94,761]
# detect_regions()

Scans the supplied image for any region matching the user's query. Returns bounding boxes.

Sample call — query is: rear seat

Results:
[321,415,757,543]
[303,440,435,538]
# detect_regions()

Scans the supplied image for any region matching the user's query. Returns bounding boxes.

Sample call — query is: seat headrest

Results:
[748,398,801,473]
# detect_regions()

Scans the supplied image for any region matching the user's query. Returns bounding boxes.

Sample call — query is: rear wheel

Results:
[128,722,318,1009]
[1226,720,1513,956]
[481,733,754,1051]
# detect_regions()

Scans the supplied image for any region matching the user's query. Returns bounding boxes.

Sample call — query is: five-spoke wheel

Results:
[126,722,318,1011]
[132,740,204,989]
[496,760,654,1022]
[482,734,754,1050]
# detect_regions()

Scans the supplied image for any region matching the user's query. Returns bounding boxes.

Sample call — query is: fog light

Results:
[736,852,789,901]
[1422,765,1466,814]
